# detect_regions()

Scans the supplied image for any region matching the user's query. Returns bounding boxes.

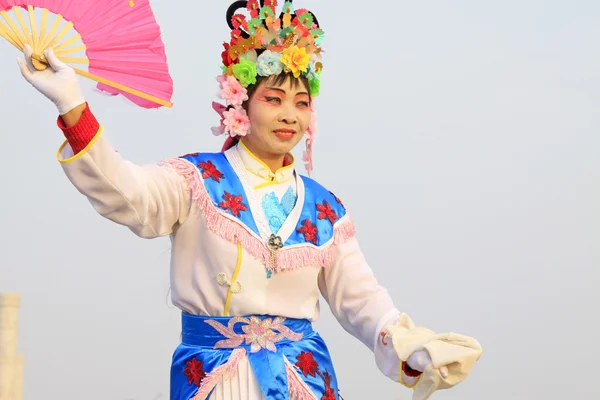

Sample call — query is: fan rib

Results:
[0,11,25,48]
[38,8,49,54]
[53,32,81,53]
[46,20,73,49]
[60,57,88,64]
[72,66,172,108]
[39,13,62,50]
[55,44,85,57]
[0,19,20,49]
[27,5,38,53]
[13,7,32,47]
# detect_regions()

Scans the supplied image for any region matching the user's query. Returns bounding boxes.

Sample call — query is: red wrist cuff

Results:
[57,102,100,154]
[402,361,423,378]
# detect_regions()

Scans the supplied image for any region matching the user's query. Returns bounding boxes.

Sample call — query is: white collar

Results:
[235,141,295,184]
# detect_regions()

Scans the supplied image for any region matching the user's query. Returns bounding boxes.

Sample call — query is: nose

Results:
[278,104,298,125]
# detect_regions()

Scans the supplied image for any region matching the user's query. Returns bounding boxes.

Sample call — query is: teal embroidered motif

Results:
[261,186,296,279]
[261,186,297,234]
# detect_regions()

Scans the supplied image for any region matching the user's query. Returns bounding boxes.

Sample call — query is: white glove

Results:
[17,44,85,115]
[407,349,448,379]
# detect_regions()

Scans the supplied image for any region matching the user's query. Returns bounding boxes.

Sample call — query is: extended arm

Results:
[319,223,482,399]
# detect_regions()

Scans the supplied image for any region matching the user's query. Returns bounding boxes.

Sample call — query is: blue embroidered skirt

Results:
[170,313,340,400]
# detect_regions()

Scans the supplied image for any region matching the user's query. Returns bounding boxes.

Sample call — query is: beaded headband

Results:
[212,0,322,175]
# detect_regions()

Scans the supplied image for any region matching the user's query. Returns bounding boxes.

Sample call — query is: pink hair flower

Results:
[218,75,248,107]
[306,105,318,143]
[223,107,251,137]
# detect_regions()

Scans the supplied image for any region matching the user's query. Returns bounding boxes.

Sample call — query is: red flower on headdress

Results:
[231,14,249,31]
[221,42,233,66]
[247,0,260,18]
[297,219,318,245]
[219,191,248,217]
[263,0,277,12]
[198,160,224,182]
[231,29,243,46]
[183,357,206,386]
[295,351,318,377]
[316,201,338,225]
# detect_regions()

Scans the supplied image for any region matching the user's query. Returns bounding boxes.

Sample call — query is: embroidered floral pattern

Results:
[380,331,388,346]
[329,191,345,209]
[297,219,319,245]
[205,316,304,353]
[294,351,336,400]
[295,351,318,377]
[316,200,339,225]
[218,191,248,217]
[321,371,336,400]
[198,160,225,182]
[184,357,206,386]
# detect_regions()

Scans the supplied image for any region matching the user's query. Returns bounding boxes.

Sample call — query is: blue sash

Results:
[170,313,339,400]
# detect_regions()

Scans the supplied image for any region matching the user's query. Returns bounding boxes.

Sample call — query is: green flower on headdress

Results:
[232,58,257,87]
[259,6,275,20]
[282,1,293,14]
[297,12,314,28]
[309,76,320,97]
[247,18,263,35]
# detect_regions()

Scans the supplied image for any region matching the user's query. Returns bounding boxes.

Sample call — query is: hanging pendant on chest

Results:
[266,233,283,279]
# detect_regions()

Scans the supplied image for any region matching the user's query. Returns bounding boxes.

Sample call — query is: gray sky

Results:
[1,0,599,399]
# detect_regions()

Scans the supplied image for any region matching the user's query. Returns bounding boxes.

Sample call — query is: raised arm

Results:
[18,45,191,238]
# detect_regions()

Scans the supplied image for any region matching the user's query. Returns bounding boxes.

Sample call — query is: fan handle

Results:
[30,53,173,108]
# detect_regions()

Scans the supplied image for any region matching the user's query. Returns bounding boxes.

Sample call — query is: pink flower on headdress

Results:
[306,106,318,143]
[302,140,313,176]
[211,101,227,136]
[218,75,248,107]
[223,107,251,137]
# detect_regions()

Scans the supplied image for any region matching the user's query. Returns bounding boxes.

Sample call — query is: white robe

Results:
[56,124,477,399]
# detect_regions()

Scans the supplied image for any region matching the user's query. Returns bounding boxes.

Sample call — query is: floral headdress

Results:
[212,0,323,175]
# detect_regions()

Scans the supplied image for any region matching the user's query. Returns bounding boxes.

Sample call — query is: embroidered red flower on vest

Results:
[184,357,206,386]
[329,191,345,209]
[296,351,319,377]
[297,219,318,245]
[321,371,336,400]
[219,191,248,217]
[317,200,339,225]
[198,160,224,182]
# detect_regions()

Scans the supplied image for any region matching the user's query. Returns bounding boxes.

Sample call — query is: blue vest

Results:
[179,151,347,249]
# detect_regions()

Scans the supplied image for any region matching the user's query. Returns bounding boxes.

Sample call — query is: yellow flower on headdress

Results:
[281,45,310,78]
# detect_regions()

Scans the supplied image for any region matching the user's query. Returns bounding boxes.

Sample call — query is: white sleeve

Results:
[57,128,191,239]
[317,232,415,383]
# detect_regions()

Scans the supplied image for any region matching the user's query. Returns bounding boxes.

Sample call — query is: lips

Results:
[273,129,296,141]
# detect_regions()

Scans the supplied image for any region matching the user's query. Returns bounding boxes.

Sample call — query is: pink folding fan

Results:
[0,0,173,108]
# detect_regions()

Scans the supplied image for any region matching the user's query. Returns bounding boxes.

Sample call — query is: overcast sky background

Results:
[1,0,599,399]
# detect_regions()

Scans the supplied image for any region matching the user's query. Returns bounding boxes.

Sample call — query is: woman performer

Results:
[16,1,482,399]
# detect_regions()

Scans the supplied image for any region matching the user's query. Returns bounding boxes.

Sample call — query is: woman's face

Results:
[242,76,311,161]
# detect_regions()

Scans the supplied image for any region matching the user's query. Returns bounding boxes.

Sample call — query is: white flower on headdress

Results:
[240,49,258,63]
[256,50,284,77]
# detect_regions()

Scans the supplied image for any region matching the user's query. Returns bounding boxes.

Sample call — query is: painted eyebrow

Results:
[265,87,309,96]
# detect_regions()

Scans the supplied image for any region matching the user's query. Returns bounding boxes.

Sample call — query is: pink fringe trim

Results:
[285,360,318,400]
[162,157,356,272]
[191,348,247,400]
